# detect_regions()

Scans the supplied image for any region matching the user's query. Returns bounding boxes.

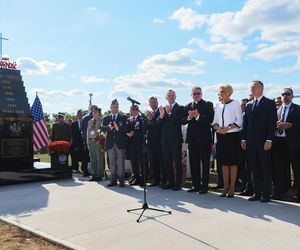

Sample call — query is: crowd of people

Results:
[50,80,300,203]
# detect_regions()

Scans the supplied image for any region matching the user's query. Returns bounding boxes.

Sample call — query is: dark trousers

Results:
[272,137,291,195]
[71,146,85,171]
[238,147,253,192]
[82,145,90,175]
[162,142,182,186]
[247,142,272,198]
[148,143,163,183]
[188,142,211,190]
[290,148,300,196]
[130,143,145,182]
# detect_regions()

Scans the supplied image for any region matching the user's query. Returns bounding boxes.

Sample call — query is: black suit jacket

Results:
[242,96,277,146]
[183,99,214,145]
[157,103,185,145]
[102,114,128,150]
[71,120,83,148]
[282,103,300,150]
[147,109,161,146]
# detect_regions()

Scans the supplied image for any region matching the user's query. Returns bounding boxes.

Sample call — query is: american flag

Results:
[31,95,49,152]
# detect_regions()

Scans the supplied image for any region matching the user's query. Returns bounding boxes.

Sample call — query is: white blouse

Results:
[212,100,243,133]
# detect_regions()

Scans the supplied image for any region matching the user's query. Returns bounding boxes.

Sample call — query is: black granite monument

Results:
[0,67,33,170]
[0,60,71,185]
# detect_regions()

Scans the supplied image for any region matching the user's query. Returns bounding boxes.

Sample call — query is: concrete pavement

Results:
[0,177,300,250]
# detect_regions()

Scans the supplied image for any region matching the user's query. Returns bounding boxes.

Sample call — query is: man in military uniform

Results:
[52,112,71,142]
[102,99,128,187]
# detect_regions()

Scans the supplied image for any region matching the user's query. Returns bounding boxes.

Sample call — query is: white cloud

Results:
[189,38,247,60]
[30,88,95,98]
[250,41,300,61]
[80,75,109,83]
[153,18,165,24]
[138,48,205,75]
[110,48,203,101]
[169,7,206,30]
[16,57,67,75]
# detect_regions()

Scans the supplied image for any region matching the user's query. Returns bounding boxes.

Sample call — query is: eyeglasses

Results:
[281,93,292,97]
[193,92,201,96]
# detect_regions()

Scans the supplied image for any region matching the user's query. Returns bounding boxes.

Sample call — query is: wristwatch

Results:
[228,126,232,130]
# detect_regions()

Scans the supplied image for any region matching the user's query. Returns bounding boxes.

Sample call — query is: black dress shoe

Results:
[260,197,270,202]
[172,186,182,191]
[95,177,102,182]
[220,193,227,197]
[119,180,125,187]
[129,180,140,186]
[227,194,234,198]
[83,173,90,177]
[239,190,253,196]
[187,188,200,193]
[107,181,117,187]
[88,178,96,182]
[293,195,300,201]
[161,183,174,189]
[271,194,282,200]
[199,189,208,194]
[248,195,261,201]
[149,181,159,187]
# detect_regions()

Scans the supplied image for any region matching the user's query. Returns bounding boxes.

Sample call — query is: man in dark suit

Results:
[272,88,300,201]
[102,99,128,187]
[238,98,253,196]
[146,96,163,186]
[241,80,277,202]
[71,109,86,173]
[126,105,145,186]
[157,89,185,191]
[183,87,214,194]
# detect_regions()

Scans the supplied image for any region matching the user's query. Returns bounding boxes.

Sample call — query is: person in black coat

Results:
[157,89,185,191]
[126,105,145,186]
[241,80,277,202]
[71,109,86,173]
[182,87,214,194]
[145,96,164,186]
[272,88,300,201]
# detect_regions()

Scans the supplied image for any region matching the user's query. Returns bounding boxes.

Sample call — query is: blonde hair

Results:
[219,84,233,96]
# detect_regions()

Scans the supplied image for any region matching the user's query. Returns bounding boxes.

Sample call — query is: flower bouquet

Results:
[96,129,106,152]
[48,141,71,168]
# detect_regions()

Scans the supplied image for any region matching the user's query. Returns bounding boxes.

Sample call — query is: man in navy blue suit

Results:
[102,99,128,187]
[126,105,145,186]
[158,90,185,191]
[241,81,277,202]
[146,96,163,186]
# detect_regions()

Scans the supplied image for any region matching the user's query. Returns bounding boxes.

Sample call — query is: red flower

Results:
[48,141,71,153]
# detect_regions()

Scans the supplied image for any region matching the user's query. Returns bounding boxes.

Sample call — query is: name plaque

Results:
[2,139,29,158]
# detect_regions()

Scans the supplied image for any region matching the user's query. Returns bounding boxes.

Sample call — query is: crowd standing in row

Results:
[51,80,300,202]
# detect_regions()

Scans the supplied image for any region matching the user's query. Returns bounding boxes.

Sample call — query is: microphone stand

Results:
[126,101,171,223]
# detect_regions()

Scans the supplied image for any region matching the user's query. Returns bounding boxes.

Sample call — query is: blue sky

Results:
[1,0,300,115]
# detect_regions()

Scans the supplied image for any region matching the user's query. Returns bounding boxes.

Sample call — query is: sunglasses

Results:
[281,93,292,97]
[193,92,201,96]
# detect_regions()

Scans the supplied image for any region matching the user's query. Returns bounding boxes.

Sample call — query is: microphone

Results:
[127,97,141,105]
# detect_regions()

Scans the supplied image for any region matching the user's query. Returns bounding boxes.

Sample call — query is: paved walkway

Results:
[0,177,300,250]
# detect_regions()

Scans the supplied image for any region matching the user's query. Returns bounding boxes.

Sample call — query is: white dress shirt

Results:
[276,103,292,137]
